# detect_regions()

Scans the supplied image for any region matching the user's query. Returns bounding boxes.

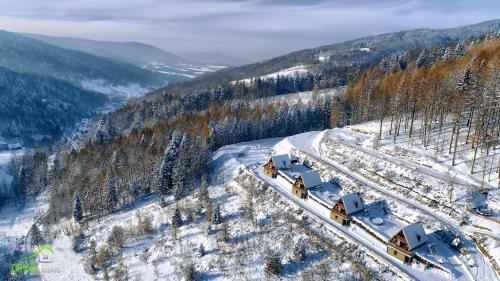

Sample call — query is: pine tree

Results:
[172,208,182,229]
[158,132,180,195]
[131,182,142,200]
[73,193,84,223]
[416,49,428,68]
[264,249,282,277]
[454,41,467,58]
[105,171,118,212]
[198,244,205,257]
[73,230,85,252]
[198,179,209,208]
[30,224,44,246]
[183,262,196,281]
[172,158,185,201]
[212,203,222,225]
[14,165,29,201]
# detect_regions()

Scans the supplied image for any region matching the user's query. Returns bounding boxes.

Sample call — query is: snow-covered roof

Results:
[352,201,405,243]
[300,170,323,189]
[341,193,364,215]
[308,183,341,209]
[271,154,292,169]
[278,164,310,183]
[402,222,428,251]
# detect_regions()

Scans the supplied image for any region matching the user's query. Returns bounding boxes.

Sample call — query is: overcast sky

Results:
[0,0,498,61]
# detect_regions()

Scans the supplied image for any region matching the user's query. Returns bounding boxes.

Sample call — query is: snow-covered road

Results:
[333,133,495,192]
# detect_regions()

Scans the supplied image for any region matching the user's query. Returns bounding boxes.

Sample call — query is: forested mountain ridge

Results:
[23,33,246,82]
[0,67,108,138]
[146,19,499,98]
[23,34,187,66]
[0,31,163,88]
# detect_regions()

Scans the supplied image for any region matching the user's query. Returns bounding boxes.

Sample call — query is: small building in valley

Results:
[330,193,364,225]
[263,154,295,178]
[292,170,322,198]
[387,222,428,264]
[8,143,22,151]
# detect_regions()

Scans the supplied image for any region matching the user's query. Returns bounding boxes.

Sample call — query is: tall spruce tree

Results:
[212,203,222,225]
[172,208,182,229]
[105,171,118,212]
[73,193,84,222]
[30,224,44,246]
[158,131,181,195]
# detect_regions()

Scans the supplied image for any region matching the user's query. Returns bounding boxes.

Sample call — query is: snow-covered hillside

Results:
[5,120,499,281]
[30,138,399,281]
[143,62,227,80]
[234,65,309,84]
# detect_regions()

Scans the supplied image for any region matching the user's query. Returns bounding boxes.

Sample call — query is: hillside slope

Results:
[0,31,163,89]
[0,67,108,138]
[23,34,241,81]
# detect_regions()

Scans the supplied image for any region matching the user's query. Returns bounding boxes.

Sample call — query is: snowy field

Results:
[234,65,310,85]
[81,79,154,99]
[251,88,341,107]
[143,62,227,79]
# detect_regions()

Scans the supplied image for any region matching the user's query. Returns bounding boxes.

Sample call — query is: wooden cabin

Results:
[387,222,428,264]
[292,170,322,198]
[263,154,293,178]
[330,193,364,225]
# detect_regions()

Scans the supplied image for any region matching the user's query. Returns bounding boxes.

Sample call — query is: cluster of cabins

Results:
[263,154,429,264]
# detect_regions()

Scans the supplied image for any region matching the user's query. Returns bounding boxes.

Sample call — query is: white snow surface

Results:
[81,79,153,98]
[235,65,309,84]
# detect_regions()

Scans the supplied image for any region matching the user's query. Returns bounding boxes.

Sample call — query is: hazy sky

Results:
[0,0,498,61]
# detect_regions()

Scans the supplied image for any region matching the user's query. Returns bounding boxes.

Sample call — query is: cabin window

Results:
[354,202,358,208]
[417,235,421,242]
[393,250,397,255]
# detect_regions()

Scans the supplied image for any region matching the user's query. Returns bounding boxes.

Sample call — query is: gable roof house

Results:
[330,193,364,225]
[387,222,428,264]
[263,154,295,178]
[292,170,322,198]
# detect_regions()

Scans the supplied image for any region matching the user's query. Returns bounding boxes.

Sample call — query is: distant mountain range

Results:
[23,33,251,80]
[0,31,164,90]
[148,19,499,96]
